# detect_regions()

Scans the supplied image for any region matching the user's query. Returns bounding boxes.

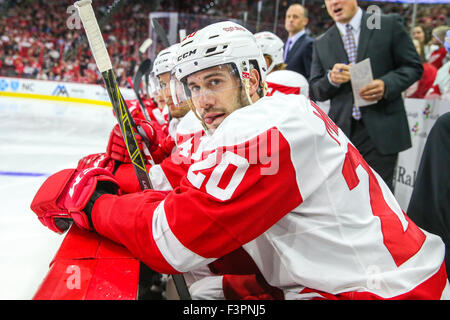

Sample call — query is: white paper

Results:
[350,58,374,107]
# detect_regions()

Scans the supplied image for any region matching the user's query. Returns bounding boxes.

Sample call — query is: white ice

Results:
[0,96,116,299]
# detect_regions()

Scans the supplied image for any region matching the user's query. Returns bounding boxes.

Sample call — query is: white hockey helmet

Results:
[172,21,266,88]
[254,31,284,74]
[170,21,267,131]
[266,70,309,98]
[147,71,159,98]
[152,43,180,77]
[151,43,181,106]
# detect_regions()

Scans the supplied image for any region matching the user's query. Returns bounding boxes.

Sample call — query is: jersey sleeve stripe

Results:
[149,164,174,191]
[152,200,216,272]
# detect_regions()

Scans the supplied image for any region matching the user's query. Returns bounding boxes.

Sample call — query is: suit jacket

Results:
[284,33,313,80]
[309,12,423,155]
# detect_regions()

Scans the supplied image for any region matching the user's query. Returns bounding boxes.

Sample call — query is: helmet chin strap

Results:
[242,78,253,106]
[243,79,268,103]
[241,60,268,103]
[262,81,268,96]
[241,60,253,106]
[187,99,211,136]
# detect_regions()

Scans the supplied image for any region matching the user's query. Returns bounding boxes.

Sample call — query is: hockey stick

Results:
[140,39,154,99]
[133,58,153,121]
[151,18,170,48]
[139,38,154,55]
[149,19,174,123]
[133,41,158,167]
[132,60,158,167]
[74,0,152,191]
[131,38,153,122]
[74,0,191,301]
[138,38,154,101]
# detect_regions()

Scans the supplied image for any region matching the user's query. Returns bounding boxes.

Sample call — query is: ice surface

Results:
[0,96,116,299]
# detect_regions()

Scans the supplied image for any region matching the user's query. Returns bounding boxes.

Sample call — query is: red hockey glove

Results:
[77,153,153,194]
[77,152,115,172]
[106,119,158,164]
[30,168,119,233]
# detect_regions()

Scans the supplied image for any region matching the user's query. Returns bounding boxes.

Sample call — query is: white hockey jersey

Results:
[92,94,449,299]
[151,105,169,125]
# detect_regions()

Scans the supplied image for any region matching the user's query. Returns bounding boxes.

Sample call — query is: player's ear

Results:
[249,68,260,97]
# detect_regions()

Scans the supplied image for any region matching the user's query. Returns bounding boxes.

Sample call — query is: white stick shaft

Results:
[74,0,112,73]
[139,38,153,54]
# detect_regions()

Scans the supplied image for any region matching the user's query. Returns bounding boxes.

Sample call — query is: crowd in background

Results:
[0,0,152,85]
[0,0,449,90]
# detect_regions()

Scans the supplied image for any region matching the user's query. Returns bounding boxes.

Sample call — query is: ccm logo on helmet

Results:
[177,49,197,61]
[154,58,168,66]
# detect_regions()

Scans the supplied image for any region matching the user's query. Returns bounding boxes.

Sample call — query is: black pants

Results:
[349,118,398,192]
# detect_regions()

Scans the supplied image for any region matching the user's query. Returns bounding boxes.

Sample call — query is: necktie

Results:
[343,24,361,120]
[284,39,292,61]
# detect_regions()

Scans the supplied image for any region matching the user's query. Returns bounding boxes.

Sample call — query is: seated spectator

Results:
[0,0,153,86]
[405,38,437,99]
[428,25,450,70]
[412,24,434,61]
[0,0,447,89]
[425,30,450,100]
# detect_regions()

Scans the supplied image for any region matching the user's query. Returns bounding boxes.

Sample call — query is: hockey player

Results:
[150,43,195,160]
[254,31,286,74]
[265,69,309,98]
[106,44,191,169]
[255,31,309,98]
[31,21,449,300]
[147,70,170,125]
[78,43,204,194]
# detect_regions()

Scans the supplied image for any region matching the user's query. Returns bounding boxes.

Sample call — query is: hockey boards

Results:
[33,225,164,300]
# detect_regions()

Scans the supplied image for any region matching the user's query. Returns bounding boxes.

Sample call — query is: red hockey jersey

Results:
[92,94,449,299]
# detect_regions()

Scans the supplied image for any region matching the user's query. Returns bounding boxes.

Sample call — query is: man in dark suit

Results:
[284,3,313,79]
[309,0,423,191]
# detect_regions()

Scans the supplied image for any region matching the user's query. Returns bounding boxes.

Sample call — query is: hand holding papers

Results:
[350,58,376,107]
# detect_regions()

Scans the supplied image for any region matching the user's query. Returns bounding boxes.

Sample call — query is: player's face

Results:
[155,90,166,109]
[263,55,272,73]
[285,5,308,35]
[159,72,190,118]
[325,0,358,24]
[186,65,243,131]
